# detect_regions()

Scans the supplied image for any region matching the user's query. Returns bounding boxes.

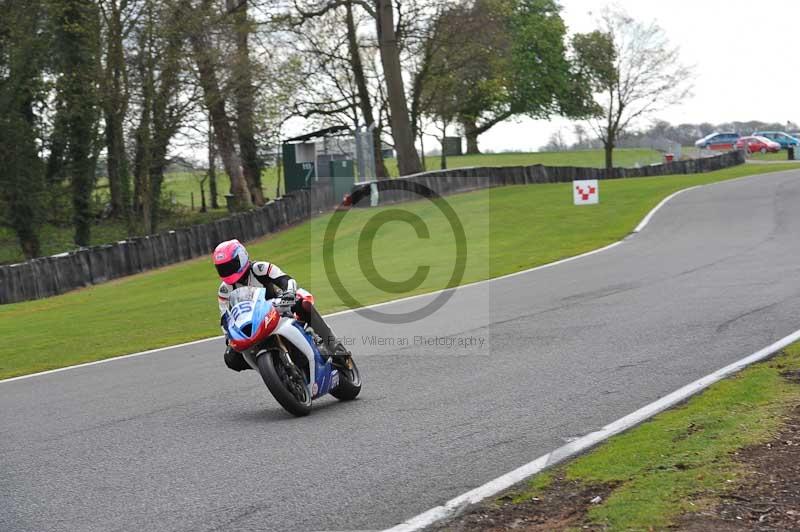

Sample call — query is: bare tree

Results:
[185,0,253,210]
[207,118,220,209]
[130,0,193,233]
[375,0,421,175]
[293,0,422,176]
[98,0,140,224]
[540,129,568,152]
[345,0,388,177]
[287,0,391,177]
[578,8,693,172]
[227,0,265,205]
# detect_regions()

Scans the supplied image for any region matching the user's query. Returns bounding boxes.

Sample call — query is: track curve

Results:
[3,169,800,532]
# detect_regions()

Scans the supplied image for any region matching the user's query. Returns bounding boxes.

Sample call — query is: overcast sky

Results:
[477,0,800,152]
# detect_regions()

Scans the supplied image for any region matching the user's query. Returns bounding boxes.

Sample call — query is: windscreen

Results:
[228,286,262,308]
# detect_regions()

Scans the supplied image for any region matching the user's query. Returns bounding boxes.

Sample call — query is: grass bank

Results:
[1,162,798,379]
[442,342,800,530]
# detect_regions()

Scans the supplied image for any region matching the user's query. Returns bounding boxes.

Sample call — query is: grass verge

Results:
[748,150,795,162]
[455,342,800,531]
[1,162,799,379]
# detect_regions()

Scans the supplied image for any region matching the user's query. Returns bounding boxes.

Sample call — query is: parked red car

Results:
[735,136,781,154]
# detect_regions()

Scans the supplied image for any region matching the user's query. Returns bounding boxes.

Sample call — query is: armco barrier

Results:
[0,151,744,304]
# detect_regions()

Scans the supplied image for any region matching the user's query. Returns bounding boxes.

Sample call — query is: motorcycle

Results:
[224,286,361,416]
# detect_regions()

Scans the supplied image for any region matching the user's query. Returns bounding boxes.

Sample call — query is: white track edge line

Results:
[633,186,699,233]
[3,167,792,384]
[0,336,224,384]
[384,326,800,532]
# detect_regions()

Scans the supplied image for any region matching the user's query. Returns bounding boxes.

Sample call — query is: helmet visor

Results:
[215,255,242,279]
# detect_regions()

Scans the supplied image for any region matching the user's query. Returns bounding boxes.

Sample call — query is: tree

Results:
[227,0,265,205]
[293,0,423,176]
[416,0,595,155]
[186,0,253,210]
[376,0,422,175]
[0,0,48,258]
[540,129,568,151]
[52,0,102,246]
[414,4,468,170]
[207,119,220,209]
[344,0,388,178]
[577,8,693,172]
[98,0,134,222]
[130,0,193,233]
[286,6,361,129]
[422,74,460,169]
[573,124,589,148]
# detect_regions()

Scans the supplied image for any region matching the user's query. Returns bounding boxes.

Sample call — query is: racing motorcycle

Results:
[224,286,361,416]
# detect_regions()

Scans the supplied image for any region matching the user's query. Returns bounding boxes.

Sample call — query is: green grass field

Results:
[1,162,798,379]
[509,343,800,529]
[407,148,663,173]
[748,150,795,161]
[161,168,283,209]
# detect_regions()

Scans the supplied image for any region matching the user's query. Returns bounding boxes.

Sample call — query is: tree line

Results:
[0,0,691,259]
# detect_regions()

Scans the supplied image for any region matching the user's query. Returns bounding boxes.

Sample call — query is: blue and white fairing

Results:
[224,286,340,399]
[224,286,273,347]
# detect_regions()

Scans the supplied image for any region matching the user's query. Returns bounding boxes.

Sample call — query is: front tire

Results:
[257,350,312,416]
[330,357,362,401]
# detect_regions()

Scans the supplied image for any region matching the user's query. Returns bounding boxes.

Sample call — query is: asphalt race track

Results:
[3,169,800,532]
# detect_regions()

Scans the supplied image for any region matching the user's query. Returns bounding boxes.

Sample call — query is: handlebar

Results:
[269,297,295,316]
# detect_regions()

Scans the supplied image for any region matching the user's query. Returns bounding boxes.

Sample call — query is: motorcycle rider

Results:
[213,239,351,372]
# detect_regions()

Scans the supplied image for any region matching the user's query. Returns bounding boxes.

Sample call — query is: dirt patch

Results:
[672,422,703,442]
[781,369,800,384]
[675,402,800,531]
[431,476,617,532]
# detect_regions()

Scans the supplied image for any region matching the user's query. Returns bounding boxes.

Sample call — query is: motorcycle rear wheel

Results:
[330,357,362,401]
[257,349,312,416]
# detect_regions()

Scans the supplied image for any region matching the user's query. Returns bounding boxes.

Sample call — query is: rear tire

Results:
[257,350,312,416]
[330,358,362,401]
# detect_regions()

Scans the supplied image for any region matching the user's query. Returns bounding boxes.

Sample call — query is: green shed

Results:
[330,159,355,202]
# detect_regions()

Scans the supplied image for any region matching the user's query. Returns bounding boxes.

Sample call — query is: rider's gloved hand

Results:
[280,289,296,305]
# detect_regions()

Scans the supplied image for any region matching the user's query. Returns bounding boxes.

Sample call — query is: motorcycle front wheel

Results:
[257,349,312,417]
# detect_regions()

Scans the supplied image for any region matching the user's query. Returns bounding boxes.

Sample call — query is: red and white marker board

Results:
[573,179,599,205]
